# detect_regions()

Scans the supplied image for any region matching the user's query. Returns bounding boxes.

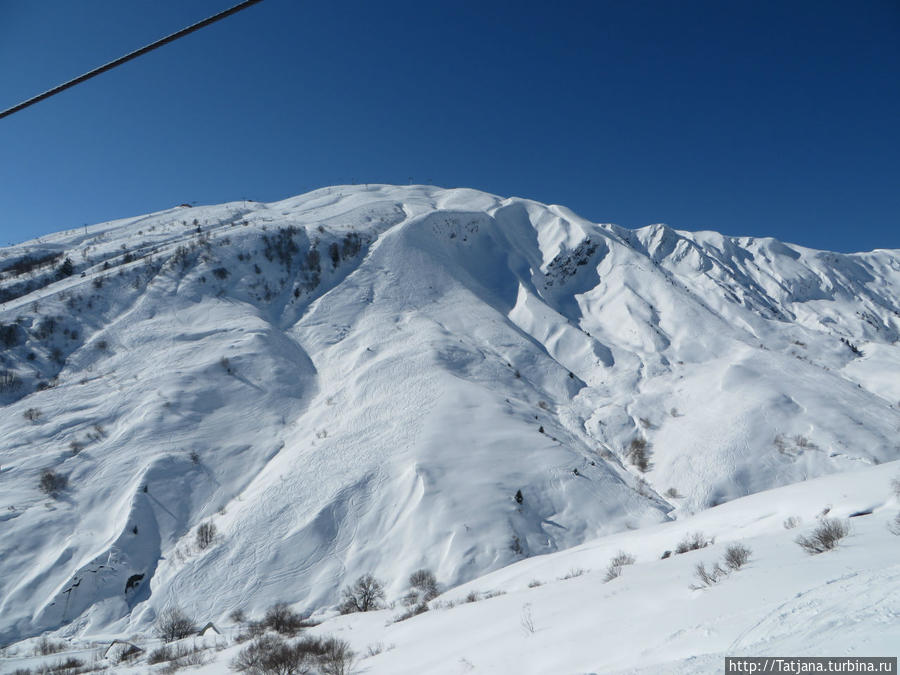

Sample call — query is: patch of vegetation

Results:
[796,519,849,554]
[603,551,636,582]
[339,574,385,614]
[39,469,68,497]
[675,532,709,554]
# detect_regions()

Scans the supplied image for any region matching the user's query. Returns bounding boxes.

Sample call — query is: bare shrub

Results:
[665,487,682,498]
[796,518,849,554]
[891,475,900,498]
[39,469,68,497]
[149,645,176,664]
[196,521,217,550]
[723,543,752,570]
[51,657,84,672]
[691,561,729,588]
[263,602,307,635]
[626,437,652,472]
[888,512,900,536]
[783,516,801,529]
[23,408,42,423]
[230,608,247,624]
[339,573,385,614]
[527,579,542,588]
[318,636,354,675]
[161,648,207,673]
[675,532,708,554]
[603,551,636,582]
[231,634,351,675]
[0,369,22,392]
[520,604,535,635]
[559,568,586,580]
[156,606,196,642]
[35,635,66,655]
[402,568,438,609]
[464,591,480,603]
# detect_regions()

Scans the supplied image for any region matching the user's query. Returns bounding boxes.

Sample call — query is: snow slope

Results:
[0,185,898,650]
[5,460,899,673]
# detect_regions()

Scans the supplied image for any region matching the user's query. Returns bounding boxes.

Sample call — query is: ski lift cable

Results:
[0,0,265,121]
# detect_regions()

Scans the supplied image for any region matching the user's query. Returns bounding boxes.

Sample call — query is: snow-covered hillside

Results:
[0,185,898,656]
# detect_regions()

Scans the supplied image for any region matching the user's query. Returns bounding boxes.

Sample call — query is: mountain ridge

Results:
[0,184,898,645]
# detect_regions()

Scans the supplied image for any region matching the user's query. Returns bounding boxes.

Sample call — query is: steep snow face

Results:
[0,185,897,644]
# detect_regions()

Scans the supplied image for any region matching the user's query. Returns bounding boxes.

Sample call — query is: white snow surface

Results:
[0,185,898,668]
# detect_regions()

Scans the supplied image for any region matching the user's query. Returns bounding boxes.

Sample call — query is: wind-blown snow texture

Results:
[0,185,898,649]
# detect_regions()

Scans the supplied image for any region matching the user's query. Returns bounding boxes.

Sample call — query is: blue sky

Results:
[1,0,898,252]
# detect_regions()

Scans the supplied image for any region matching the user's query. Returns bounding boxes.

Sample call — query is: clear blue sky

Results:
[1,0,898,252]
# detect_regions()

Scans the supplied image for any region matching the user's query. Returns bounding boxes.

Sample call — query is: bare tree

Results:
[339,574,385,614]
[156,606,196,642]
[403,568,439,607]
[263,602,306,635]
[195,521,216,550]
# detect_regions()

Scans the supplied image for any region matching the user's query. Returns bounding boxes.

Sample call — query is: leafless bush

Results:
[318,636,354,675]
[795,518,849,554]
[723,543,752,570]
[691,561,729,588]
[339,574,385,614]
[527,579,542,588]
[675,531,708,554]
[464,591,480,603]
[230,609,247,624]
[23,408,42,423]
[263,602,308,635]
[397,568,439,620]
[783,516,801,529]
[403,568,438,608]
[366,643,386,657]
[892,475,900,498]
[0,369,22,392]
[231,634,352,675]
[665,487,682,498]
[35,635,66,655]
[156,606,196,642]
[231,635,294,674]
[161,648,208,673]
[195,521,217,550]
[520,604,535,635]
[626,437,652,472]
[39,469,68,497]
[603,551,636,582]
[149,644,201,665]
[888,512,900,536]
[559,568,586,580]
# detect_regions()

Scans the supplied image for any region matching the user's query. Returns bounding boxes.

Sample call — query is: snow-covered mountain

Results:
[1,184,898,652]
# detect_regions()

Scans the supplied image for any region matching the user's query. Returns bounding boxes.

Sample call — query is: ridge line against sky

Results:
[1,0,898,253]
